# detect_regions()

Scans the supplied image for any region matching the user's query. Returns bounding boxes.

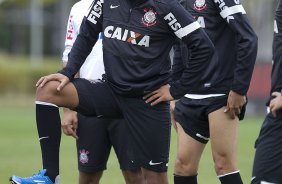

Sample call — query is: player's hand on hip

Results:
[270,92,282,117]
[224,90,246,119]
[36,73,70,91]
[61,108,79,139]
[143,84,174,106]
[170,100,178,132]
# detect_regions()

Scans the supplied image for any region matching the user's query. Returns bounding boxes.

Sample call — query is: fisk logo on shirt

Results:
[164,13,182,32]
[214,0,245,23]
[104,26,150,47]
[214,0,234,22]
[87,0,103,24]
[164,12,201,39]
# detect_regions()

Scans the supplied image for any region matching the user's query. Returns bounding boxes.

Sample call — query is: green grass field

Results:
[0,95,263,184]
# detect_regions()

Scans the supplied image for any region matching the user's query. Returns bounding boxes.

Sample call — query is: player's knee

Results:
[79,171,102,184]
[174,157,197,176]
[142,169,168,184]
[36,81,60,102]
[213,153,236,175]
[123,170,144,184]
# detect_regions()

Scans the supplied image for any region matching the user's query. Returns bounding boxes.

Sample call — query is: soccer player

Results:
[251,1,282,183]
[10,1,143,184]
[10,0,216,183]
[61,0,143,183]
[151,0,257,183]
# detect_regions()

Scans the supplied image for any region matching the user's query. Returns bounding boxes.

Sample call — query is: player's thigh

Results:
[108,119,144,183]
[208,106,239,159]
[72,79,121,117]
[174,97,210,144]
[76,114,112,172]
[36,80,79,108]
[175,122,205,172]
[120,97,171,172]
[108,118,139,171]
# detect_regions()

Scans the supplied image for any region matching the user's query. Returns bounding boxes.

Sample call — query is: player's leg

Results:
[9,80,80,184]
[173,98,209,184]
[122,170,144,184]
[78,172,103,184]
[109,118,144,184]
[251,112,282,184]
[120,97,171,184]
[251,4,282,184]
[10,79,120,184]
[173,123,205,184]
[208,106,243,184]
[140,169,167,184]
[33,80,79,183]
[76,114,116,184]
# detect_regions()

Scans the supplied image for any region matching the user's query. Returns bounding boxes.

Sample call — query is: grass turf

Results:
[0,96,263,183]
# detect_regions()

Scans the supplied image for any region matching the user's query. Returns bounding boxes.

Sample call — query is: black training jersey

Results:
[270,0,282,97]
[59,0,215,98]
[173,0,258,95]
[266,0,282,105]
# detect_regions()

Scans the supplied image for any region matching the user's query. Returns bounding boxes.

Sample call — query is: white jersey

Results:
[62,0,104,80]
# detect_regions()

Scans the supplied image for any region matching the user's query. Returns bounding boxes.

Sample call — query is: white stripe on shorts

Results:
[261,181,277,184]
[220,5,246,19]
[184,94,225,99]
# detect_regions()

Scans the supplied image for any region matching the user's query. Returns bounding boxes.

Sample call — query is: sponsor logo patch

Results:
[104,26,150,47]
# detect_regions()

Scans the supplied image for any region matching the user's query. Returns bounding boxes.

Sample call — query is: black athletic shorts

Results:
[251,109,282,184]
[76,114,138,172]
[72,78,171,172]
[174,95,246,144]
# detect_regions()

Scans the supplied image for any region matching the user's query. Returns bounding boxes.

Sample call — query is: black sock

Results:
[174,174,198,184]
[36,103,61,183]
[218,171,243,184]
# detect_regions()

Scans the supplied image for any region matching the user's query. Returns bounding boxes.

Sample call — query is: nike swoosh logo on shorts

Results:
[149,160,163,165]
[110,4,120,9]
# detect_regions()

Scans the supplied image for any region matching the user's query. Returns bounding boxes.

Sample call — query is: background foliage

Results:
[0,54,60,94]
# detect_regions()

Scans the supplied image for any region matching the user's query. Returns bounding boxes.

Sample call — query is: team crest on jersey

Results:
[142,8,157,27]
[194,0,207,11]
[79,149,89,164]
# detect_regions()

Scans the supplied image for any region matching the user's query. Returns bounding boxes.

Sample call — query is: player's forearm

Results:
[62,61,80,78]
[171,42,186,82]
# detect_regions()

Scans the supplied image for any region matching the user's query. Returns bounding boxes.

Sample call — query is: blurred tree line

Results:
[0,0,76,56]
[0,0,278,61]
